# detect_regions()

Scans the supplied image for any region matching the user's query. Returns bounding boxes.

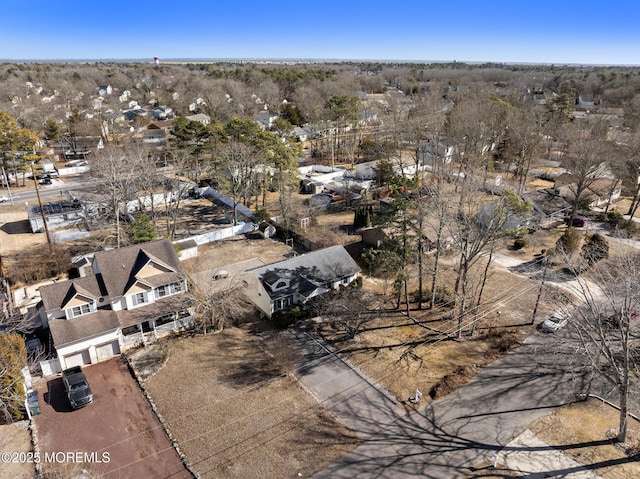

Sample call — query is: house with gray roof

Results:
[38,239,194,370]
[243,245,361,317]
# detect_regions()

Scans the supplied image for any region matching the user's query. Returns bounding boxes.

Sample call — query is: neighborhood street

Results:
[290,326,588,478]
[0,175,99,206]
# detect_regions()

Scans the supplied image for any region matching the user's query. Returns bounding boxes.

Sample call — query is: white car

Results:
[0,195,9,203]
[540,310,569,333]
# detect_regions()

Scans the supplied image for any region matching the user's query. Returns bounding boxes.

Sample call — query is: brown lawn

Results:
[0,423,35,479]
[314,262,547,402]
[529,399,640,479]
[142,328,359,479]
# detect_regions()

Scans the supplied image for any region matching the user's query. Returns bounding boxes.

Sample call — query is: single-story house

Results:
[554,171,622,209]
[243,245,361,317]
[38,239,194,370]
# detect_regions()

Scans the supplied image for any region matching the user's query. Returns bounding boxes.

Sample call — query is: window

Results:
[133,292,147,306]
[154,282,184,299]
[155,285,169,298]
[122,325,139,336]
[274,296,292,311]
[69,303,92,318]
[274,280,287,291]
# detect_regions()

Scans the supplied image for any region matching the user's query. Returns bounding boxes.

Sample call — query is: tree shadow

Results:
[291,335,638,478]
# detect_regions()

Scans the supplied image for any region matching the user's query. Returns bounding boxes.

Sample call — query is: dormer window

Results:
[67,303,94,318]
[133,292,148,306]
[274,280,288,291]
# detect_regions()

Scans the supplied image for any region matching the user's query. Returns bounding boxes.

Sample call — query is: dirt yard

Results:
[141,328,359,478]
[0,203,48,255]
[181,235,294,275]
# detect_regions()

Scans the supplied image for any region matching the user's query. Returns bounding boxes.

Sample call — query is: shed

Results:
[258,222,277,239]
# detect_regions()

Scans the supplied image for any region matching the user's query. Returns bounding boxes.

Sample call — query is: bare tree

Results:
[568,249,640,443]
[214,141,259,225]
[190,277,255,333]
[561,121,614,222]
[307,287,380,340]
[90,145,135,248]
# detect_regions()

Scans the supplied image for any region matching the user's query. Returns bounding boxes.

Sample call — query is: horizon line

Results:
[0,57,638,67]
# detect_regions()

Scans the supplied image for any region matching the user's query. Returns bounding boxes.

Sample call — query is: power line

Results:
[69,266,545,477]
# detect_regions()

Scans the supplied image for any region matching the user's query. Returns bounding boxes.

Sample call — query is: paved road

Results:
[290,327,581,479]
[0,174,98,206]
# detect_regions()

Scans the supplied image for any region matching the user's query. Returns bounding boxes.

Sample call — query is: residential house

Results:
[254,111,279,129]
[243,245,361,318]
[150,105,174,120]
[577,94,596,110]
[185,113,211,125]
[27,200,86,234]
[554,163,622,209]
[38,239,194,369]
[143,120,173,145]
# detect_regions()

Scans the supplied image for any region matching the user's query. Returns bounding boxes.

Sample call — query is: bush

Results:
[483,328,522,352]
[428,365,477,400]
[605,210,624,226]
[513,238,527,250]
[422,285,453,306]
[556,227,582,257]
[271,305,306,329]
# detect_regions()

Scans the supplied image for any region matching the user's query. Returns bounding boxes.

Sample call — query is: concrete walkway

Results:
[501,429,604,479]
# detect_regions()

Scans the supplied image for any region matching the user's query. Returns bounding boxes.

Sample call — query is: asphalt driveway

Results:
[288,325,585,479]
[33,357,192,479]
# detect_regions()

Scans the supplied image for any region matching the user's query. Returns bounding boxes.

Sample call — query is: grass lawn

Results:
[141,328,359,479]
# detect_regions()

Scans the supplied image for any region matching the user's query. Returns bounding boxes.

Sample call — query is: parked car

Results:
[564,215,587,227]
[25,335,43,355]
[62,366,93,409]
[540,310,569,333]
[602,310,638,330]
[0,195,9,203]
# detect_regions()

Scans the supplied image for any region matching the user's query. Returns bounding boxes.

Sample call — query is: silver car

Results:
[540,310,569,333]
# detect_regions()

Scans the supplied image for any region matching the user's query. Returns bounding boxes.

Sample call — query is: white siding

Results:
[56,329,120,369]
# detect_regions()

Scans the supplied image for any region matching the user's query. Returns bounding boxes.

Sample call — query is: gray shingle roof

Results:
[248,245,360,300]
[40,275,107,312]
[40,239,184,311]
[49,310,120,347]
[95,239,182,298]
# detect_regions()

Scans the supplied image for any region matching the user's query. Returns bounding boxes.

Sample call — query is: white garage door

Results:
[64,350,91,368]
[96,340,121,361]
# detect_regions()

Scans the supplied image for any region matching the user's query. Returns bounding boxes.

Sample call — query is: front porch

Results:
[121,308,194,349]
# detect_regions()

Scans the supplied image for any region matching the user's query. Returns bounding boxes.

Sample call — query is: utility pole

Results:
[531,255,549,324]
[31,165,53,253]
[1,166,14,206]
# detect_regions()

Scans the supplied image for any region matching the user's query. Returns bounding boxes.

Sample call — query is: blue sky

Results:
[2,0,639,64]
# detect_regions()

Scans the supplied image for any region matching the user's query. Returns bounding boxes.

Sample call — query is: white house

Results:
[38,239,194,370]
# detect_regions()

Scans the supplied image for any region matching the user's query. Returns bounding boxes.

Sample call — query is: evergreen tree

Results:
[44,118,61,141]
[130,213,158,244]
